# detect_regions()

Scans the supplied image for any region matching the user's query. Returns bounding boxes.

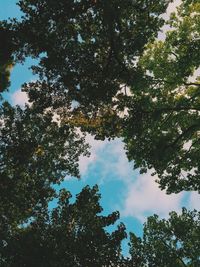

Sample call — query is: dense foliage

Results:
[0,0,200,266]
[0,23,14,92]
[124,0,200,193]
[0,102,88,251]
[14,0,170,106]
[129,208,200,266]
[1,186,127,267]
[5,0,200,193]
[1,186,199,267]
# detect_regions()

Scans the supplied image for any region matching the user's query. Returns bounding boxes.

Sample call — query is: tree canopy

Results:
[1,186,199,267]
[0,102,88,245]
[0,0,200,266]
[123,0,200,193]
[129,208,200,266]
[1,186,127,267]
[14,0,170,106]
[4,0,200,193]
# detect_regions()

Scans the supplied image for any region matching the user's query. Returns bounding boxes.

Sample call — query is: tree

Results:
[1,185,127,267]
[12,0,171,108]
[10,0,200,193]
[0,102,88,246]
[2,189,200,267]
[129,208,200,267]
[122,0,200,193]
[1,1,200,265]
[0,22,15,93]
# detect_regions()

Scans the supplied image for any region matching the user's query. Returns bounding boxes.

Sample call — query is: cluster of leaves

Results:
[0,23,15,93]
[129,208,200,266]
[1,186,127,267]
[13,0,171,107]
[0,102,89,248]
[1,184,199,266]
[122,0,200,193]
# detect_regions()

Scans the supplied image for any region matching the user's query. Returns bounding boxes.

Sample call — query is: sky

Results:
[1,0,200,255]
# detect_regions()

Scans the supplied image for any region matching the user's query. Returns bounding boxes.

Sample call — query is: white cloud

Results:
[158,0,182,40]
[166,0,182,19]
[183,140,192,150]
[78,136,135,184]
[78,136,199,224]
[163,0,182,20]
[121,171,185,222]
[107,141,133,182]
[11,89,29,106]
[92,138,134,185]
[188,67,200,83]
[79,134,110,176]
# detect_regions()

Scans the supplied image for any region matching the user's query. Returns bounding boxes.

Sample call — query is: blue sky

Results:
[1,0,200,256]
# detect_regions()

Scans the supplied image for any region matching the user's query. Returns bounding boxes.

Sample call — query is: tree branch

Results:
[166,124,200,150]
[183,82,200,87]
[159,238,187,267]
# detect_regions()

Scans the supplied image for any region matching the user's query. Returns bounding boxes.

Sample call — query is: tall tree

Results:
[10,0,200,193]
[12,0,171,108]
[129,208,200,267]
[1,2,199,266]
[0,102,88,246]
[123,0,200,193]
[1,185,127,267]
